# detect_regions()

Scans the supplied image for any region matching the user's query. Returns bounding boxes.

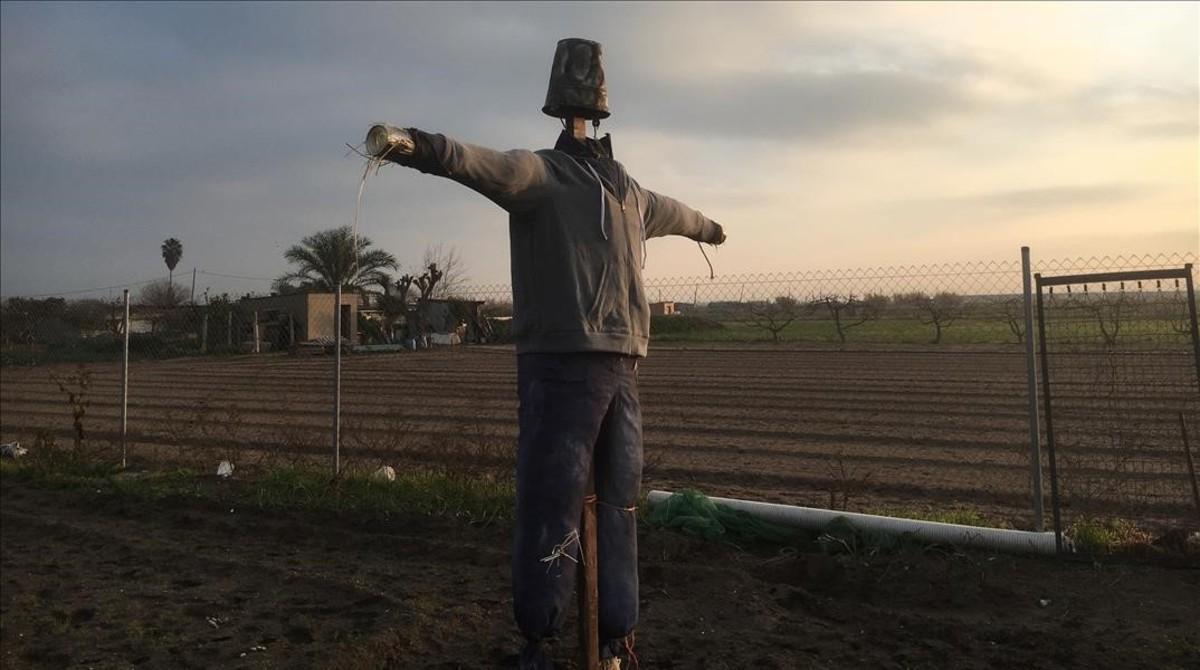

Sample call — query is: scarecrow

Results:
[366,38,726,669]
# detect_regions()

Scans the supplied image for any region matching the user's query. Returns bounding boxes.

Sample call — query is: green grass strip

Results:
[1,457,515,525]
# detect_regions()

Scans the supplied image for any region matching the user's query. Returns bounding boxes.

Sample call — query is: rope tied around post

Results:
[596,499,638,513]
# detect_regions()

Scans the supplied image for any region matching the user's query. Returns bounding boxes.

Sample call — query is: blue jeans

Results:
[512,352,642,653]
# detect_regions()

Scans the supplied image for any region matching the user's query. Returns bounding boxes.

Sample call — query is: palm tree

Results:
[277,226,398,293]
[161,238,183,286]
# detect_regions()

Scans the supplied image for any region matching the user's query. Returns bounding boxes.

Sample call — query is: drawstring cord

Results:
[582,162,608,241]
[635,191,647,269]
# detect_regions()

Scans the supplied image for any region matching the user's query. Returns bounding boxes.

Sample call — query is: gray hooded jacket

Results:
[402,129,724,358]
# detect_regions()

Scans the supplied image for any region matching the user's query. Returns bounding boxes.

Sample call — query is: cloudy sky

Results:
[1,1,1196,298]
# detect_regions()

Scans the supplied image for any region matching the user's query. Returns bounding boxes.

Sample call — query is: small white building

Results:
[649,301,677,316]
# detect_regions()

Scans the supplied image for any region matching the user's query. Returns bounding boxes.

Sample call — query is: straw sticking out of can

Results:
[347,124,416,278]
[365,124,415,161]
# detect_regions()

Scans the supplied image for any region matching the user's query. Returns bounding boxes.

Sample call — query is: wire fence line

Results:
[459,252,1198,346]
[462,252,1198,301]
[1,250,1197,540]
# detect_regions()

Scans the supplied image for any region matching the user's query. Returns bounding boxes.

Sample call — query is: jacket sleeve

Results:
[639,186,724,243]
[400,129,550,212]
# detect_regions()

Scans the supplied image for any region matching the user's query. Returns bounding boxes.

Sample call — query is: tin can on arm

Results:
[365,124,415,161]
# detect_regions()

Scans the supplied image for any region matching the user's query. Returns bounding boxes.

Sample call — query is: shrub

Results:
[650,315,725,335]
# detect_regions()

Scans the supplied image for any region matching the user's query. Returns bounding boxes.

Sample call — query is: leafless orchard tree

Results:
[1087,291,1130,346]
[749,296,799,343]
[811,293,887,343]
[899,291,964,344]
[996,296,1026,344]
[1169,293,1200,335]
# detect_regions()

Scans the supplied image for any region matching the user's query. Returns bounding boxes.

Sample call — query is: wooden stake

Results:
[567,116,588,140]
[570,110,600,669]
[578,476,600,670]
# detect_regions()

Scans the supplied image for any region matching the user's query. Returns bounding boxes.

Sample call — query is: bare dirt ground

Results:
[2,345,1196,528]
[3,475,1198,669]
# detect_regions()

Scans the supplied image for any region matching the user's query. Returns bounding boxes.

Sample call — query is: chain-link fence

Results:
[464,262,1036,346]
[2,250,1197,539]
[463,253,1197,348]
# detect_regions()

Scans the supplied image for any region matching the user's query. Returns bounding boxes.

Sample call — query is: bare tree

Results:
[394,274,416,305]
[1088,292,1129,346]
[811,293,886,343]
[137,280,189,334]
[901,291,964,344]
[749,296,799,343]
[415,263,444,300]
[139,279,188,308]
[997,297,1026,344]
[1169,294,1199,336]
[421,244,467,298]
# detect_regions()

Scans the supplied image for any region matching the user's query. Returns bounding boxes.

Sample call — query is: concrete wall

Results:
[238,292,360,346]
[304,293,360,344]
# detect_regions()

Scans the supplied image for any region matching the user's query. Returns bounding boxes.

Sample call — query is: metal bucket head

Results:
[542,38,610,120]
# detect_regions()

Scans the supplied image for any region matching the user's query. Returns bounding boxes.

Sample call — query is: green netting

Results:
[645,489,797,544]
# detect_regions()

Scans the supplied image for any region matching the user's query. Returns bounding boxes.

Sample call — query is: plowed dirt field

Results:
[4,345,1194,527]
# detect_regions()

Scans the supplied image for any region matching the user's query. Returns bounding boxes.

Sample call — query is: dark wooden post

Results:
[567,114,601,670]
[578,480,600,670]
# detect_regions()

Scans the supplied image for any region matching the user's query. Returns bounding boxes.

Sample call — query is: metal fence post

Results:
[226,311,233,348]
[253,310,260,354]
[121,288,130,469]
[333,289,342,474]
[1021,247,1044,530]
[201,311,209,354]
[1185,264,1200,398]
[1034,274,1064,554]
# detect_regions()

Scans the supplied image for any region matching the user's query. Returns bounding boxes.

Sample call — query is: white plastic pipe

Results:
[646,490,1063,555]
